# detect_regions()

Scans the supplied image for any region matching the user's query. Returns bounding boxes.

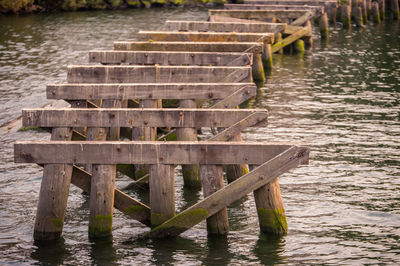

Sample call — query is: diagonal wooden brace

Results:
[146,145,309,238]
[271,27,310,54]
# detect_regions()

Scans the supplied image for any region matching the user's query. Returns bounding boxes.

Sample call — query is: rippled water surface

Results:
[0,8,399,265]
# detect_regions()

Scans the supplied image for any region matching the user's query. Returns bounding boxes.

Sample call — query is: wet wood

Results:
[22,108,265,128]
[164,20,287,33]
[392,0,400,19]
[209,15,274,23]
[271,26,309,53]
[150,164,175,227]
[340,4,351,29]
[114,41,263,54]
[208,9,312,21]
[252,53,266,81]
[200,165,229,235]
[89,51,253,66]
[67,65,252,84]
[290,10,315,26]
[319,12,329,39]
[33,127,73,241]
[137,31,274,44]
[210,85,257,109]
[243,0,337,8]
[47,83,256,101]
[372,2,381,23]
[146,146,309,238]
[224,4,324,16]
[14,141,309,165]
[354,6,364,26]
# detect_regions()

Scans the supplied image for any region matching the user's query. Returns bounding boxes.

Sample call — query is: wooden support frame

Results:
[208,9,314,21]
[224,4,325,17]
[67,65,252,84]
[89,51,253,66]
[272,26,310,53]
[137,31,275,44]
[163,20,287,33]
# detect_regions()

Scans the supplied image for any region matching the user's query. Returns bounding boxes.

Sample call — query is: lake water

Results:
[0,7,399,265]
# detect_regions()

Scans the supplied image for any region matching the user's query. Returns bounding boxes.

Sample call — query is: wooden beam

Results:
[22,108,267,128]
[271,26,309,53]
[146,146,309,238]
[137,31,274,44]
[208,9,312,20]
[114,41,263,54]
[89,51,253,66]
[164,20,287,33]
[14,141,309,165]
[47,83,257,100]
[67,65,252,84]
[290,11,315,26]
[243,0,337,8]
[224,4,324,16]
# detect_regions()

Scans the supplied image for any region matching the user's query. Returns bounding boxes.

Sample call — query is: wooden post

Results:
[132,99,158,180]
[341,4,352,28]
[33,127,73,241]
[176,100,201,188]
[225,134,249,183]
[361,0,368,22]
[262,44,273,71]
[319,12,329,39]
[303,20,314,50]
[372,2,381,22]
[200,165,229,235]
[378,0,385,19]
[294,40,305,54]
[253,177,288,235]
[275,33,283,55]
[367,0,373,19]
[150,164,175,227]
[392,0,400,19]
[354,6,364,26]
[252,53,266,81]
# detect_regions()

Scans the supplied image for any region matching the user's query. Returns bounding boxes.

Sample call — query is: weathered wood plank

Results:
[210,85,257,109]
[146,146,309,238]
[290,10,315,26]
[224,4,324,16]
[22,108,266,128]
[271,26,309,53]
[47,83,256,100]
[70,166,151,226]
[67,65,252,84]
[209,15,269,23]
[164,20,287,33]
[243,0,337,8]
[137,31,274,44]
[14,141,309,165]
[114,41,263,54]
[89,51,253,66]
[208,9,312,21]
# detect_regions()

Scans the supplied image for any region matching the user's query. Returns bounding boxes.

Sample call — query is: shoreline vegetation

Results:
[0,0,238,14]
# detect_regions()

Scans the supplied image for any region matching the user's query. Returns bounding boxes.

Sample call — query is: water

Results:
[1,8,399,265]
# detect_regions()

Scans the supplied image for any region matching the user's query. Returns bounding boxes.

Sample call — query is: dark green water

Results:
[0,8,399,265]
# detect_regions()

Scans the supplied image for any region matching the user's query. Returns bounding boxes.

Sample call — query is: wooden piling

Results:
[294,39,305,54]
[252,53,266,81]
[253,178,288,235]
[392,0,400,19]
[340,4,352,28]
[372,1,381,23]
[225,133,249,183]
[319,12,329,39]
[176,100,201,188]
[378,0,385,19]
[200,165,229,235]
[303,21,313,50]
[262,44,273,70]
[275,33,283,54]
[361,0,368,22]
[354,6,364,26]
[150,164,175,227]
[33,127,73,241]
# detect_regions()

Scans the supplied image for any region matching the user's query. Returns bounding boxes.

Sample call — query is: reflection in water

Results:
[31,238,69,265]
[254,233,287,265]
[89,236,118,266]
[203,235,233,265]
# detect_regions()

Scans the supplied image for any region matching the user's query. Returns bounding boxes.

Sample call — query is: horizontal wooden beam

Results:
[47,83,257,100]
[15,141,309,165]
[272,26,309,53]
[137,31,274,44]
[67,65,252,83]
[243,0,337,8]
[224,4,324,16]
[89,51,253,66]
[146,146,309,238]
[208,9,312,20]
[164,20,287,33]
[114,41,263,54]
[22,108,268,128]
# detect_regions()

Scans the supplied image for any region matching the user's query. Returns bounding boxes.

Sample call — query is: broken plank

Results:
[22,108,266,128]
[164,20,287,33]
[146,146,309,238]
[89,51,253,66]
[14,141,309,165]
[137,31,274,44]
[47,83,257,101]
[67,65,252,83]
[114,41,263,54]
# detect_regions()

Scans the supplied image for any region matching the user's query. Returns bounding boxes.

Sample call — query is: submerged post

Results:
[372,2,381,23]
[252,53,266,81]
[354,6,364,26]
[341,4,352,29]
[275,33,283,55]
[34,127,73,241]
[320,13,329,39]
[262,44,273,71]
[200,165,229,235]
[392,0,400,19]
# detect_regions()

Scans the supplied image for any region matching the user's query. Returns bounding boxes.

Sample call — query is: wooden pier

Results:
[13,0,400,242]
